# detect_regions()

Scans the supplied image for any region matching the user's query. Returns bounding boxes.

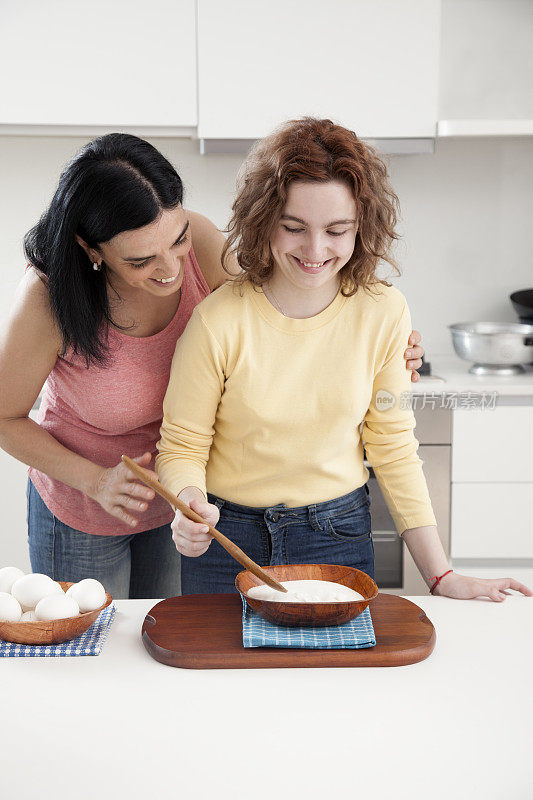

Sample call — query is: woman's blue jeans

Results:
[27,478,181,600]
[181,484,374,595]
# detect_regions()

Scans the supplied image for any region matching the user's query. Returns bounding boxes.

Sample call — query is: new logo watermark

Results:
[374,389,396,411]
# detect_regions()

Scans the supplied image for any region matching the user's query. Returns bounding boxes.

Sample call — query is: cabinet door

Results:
[451,483,533,559]
[0,0,197,127]
[440,0,533,120]
[452,406,533,482]
[197,0,440,139]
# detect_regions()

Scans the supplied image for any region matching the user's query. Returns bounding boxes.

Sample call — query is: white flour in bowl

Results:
[246,579,365,603]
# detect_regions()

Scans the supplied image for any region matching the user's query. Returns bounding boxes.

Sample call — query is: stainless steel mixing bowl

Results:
[449,321,533,375]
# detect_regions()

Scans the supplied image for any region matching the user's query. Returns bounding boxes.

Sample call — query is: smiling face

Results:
[77,205,191,298]
[269,180,358,295]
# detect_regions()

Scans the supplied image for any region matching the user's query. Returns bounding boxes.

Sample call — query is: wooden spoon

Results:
[121,455,288,594]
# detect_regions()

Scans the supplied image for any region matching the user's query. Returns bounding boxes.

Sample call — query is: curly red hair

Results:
[222,117,401,293]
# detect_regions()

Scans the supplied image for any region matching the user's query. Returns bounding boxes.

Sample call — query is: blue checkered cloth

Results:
[0,604,116,657]
[240,595,376,649]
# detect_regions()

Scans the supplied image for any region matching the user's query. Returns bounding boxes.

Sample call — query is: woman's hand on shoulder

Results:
[187,209,241,292]
[0,268,61,426]
[170,485,220,557]
[405,329,424,383]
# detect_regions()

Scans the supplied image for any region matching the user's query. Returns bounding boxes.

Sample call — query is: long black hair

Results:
[24,133,184,366]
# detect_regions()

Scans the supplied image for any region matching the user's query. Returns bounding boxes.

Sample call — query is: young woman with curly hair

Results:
[157,118,531,602]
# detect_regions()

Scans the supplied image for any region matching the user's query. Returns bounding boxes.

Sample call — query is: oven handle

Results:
[372,532,399,542]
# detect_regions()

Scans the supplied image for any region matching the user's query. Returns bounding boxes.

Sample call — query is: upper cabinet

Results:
[3,0,530,141]
[438,0,533,136]
[0,0,197,129]
[197,0,441,141]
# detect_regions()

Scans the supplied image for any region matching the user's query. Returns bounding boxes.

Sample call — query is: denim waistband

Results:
[207,484,369,521]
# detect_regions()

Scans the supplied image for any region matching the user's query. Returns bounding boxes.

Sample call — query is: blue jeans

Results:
[181,484,374,595]
[27,478,181,599]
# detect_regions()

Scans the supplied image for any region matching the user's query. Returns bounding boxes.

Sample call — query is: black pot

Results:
[510,289,533,323]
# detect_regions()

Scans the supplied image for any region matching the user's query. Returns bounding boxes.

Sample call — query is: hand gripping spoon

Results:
[121,455,288,594]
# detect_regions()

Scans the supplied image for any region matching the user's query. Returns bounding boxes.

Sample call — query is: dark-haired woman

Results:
[0,132,424,599]
[159,118,532,603]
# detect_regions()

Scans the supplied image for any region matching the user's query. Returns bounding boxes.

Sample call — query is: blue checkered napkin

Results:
[0,604,116,657]
[240,596,376,649]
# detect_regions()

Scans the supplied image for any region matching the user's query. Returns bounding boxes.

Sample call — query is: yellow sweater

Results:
[156,280,436,536]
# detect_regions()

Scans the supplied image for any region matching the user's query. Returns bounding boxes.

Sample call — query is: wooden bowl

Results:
[0,581,113,645]
[236,564,378,627]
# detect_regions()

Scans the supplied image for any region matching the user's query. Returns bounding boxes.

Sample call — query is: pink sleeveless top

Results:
[28,246,210,535]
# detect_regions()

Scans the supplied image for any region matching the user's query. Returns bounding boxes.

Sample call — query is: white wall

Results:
[389,135,533,345]
[2,133,533,350]
[2,132,533,569]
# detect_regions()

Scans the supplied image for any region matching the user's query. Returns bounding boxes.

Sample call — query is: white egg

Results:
[0,566,25,594]
[0,591,22,622]
[20,610,38,622]
[66,578,106,612]
[11,573,64,612]
[35,594,79,621]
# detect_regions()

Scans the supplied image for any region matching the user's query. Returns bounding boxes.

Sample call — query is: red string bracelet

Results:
[429,569,453,594]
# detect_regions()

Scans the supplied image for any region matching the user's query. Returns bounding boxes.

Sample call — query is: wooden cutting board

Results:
[141,593,435,669]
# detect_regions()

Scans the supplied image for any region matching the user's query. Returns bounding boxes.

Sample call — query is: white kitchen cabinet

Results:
[452,406,533,482]
[451,404,533,560]
[439,0,533,122]
[0,0,197,128]
[197,0,441,140]
[451,482,533,559]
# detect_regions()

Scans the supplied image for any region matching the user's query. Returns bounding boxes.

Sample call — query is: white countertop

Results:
[412,354,533,397]
[1,594,532,800]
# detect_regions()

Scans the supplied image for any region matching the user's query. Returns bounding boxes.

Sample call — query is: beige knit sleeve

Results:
[361,299,437,536]
[156,308,225,500]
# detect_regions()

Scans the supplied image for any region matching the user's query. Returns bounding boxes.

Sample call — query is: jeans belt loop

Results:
[308,503,322,532]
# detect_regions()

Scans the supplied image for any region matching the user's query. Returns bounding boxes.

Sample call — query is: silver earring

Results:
[93,262,101,272]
